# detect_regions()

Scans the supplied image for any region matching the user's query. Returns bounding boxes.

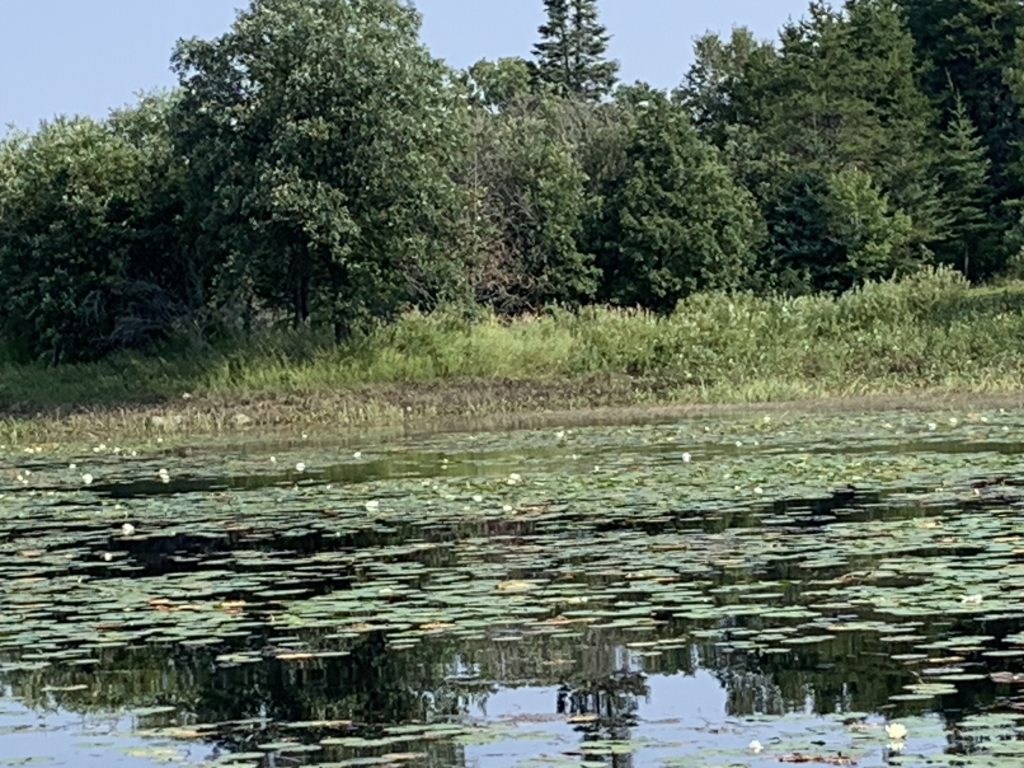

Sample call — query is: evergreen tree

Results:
[823,168,918,288]
[761,0,946,251]
[764,169,918,295]
[935,96,996,277]
[533,0,619,101]
[898,0,1024,202]
[763,173,838,295]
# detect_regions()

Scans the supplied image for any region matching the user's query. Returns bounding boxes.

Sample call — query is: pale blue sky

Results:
[1,1,810,132]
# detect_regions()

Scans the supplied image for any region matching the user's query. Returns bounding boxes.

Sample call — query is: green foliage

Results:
[533,0,619,101]
[171,0,469,339]
[594,91,761,311]
[6,0,1024,370]
[899,0,1024,202]
[7,270,1024,415]
[763,0,945,249]
[464,58,538,111]
[677,27,778,148]
[0,115,180,363]
[764,169,917,294]
[823,168,918,285]
[935,97,998,277]
[463,97,598,313]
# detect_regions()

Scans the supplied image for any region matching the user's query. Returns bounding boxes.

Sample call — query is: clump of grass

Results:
[3,267,1024,438]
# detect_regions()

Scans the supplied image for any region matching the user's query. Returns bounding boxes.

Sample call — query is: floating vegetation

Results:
[2,408,1024,766]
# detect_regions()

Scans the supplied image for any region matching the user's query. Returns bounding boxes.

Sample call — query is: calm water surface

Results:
[2,409,1024,767]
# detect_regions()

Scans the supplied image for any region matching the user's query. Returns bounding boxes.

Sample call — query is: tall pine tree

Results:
[897,0,1024,204]
[760,0,945,251]
[935,95,996,277]
[533,0,619,101]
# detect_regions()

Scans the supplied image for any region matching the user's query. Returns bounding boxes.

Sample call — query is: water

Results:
[2,409,1024,766]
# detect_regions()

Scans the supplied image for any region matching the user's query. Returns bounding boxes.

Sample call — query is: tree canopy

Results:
[4,0,1024,363]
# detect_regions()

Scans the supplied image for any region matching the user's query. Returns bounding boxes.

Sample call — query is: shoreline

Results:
[4,377,1023,445]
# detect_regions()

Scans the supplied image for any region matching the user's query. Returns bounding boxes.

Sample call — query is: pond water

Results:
[3,408,1024,767]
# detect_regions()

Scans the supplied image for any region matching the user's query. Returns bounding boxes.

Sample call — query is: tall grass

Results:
[4,267,1024,414]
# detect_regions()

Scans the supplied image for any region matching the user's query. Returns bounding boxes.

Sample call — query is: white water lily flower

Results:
[927,422,938,432]
[748,739,764,753]
[949,417,959,426]
[735,440,743,448]
[365,500,380,512]
[555,430,567,442]
[353,451,362,459]
[81,473,94,486]
[885,722,908,741]
[157,468,170,484]
[754,486,764,495]
[472,494,484,503]
[121,522,136,537]
[507,473,523,486]
[681,452,692,463]
[295,462,306,473]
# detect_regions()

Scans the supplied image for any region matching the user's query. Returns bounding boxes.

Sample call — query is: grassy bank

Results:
[4,269,1024,442]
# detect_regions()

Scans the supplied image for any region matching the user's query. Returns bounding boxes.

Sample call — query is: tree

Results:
[764,168,917,295]
[462,98,598,313]
[0,116,179,363]
[533,0,619,101]
[823,168,918,288]
[171,0,470,340]
[934,96,996,277]
[108,93,211,335]
[593,90,761,312]
[677,27,778,148]
[898,0,1024,202]
[766,1,944,245]
[464,58,538,112]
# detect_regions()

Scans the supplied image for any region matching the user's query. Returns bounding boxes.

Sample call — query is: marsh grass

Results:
[3,268,1024,442]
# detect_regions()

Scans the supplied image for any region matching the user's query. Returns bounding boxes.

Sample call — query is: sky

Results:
[1,0,810,133]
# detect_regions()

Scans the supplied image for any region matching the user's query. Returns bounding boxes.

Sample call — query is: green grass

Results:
[3,268,1024,432]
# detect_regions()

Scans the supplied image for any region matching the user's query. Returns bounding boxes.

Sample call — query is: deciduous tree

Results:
[172,0,470,340]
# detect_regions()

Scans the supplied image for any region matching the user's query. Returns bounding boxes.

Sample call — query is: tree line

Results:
[3,0,1024,364]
